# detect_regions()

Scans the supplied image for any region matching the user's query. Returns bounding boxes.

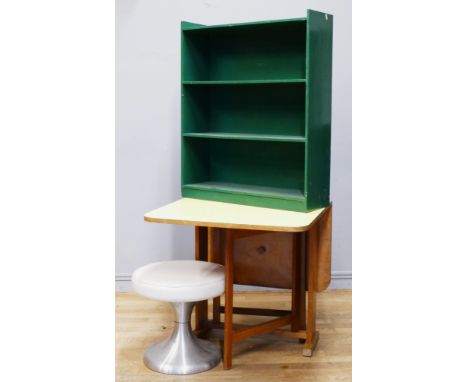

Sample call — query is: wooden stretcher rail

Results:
[219,306,291,317]
[233,314,292,342]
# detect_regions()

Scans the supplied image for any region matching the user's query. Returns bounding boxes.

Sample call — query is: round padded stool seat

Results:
[132,260,225,303]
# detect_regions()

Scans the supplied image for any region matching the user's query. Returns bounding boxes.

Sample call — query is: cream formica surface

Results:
[144,198,326,232]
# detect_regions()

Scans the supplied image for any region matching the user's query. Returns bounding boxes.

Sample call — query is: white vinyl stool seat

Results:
[132,260,225,302]
[132,260,225,375]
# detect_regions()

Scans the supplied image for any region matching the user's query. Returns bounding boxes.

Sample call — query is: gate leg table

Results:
[144,198,332,369]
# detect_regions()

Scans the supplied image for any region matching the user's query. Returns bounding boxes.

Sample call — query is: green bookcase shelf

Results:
[182,79,306,85]
[181,10,333,212]
[183,132,306,143]
[184,182,304,201]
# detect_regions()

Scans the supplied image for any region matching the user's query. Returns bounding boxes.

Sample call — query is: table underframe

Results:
[193,205,332,370]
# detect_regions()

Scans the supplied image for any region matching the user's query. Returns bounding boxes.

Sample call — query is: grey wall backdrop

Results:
[116,0,351,291]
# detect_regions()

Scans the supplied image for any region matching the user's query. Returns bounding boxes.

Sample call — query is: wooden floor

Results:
[116,290,351,382]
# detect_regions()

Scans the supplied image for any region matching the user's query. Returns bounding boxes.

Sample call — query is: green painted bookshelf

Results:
[181,10,333,212]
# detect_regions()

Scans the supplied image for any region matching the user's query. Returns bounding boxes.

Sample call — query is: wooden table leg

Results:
[316,205,333,292]
[291,232,306,332]
[298,232,307,330]
[208,227,221,323]
[223,229,234,369]
[303,223,319,356]
[194,226,208,332]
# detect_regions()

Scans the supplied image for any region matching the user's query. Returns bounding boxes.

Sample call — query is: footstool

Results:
[132,260,225,374]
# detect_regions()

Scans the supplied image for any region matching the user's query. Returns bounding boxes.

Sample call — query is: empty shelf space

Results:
[183,79,306,85]
[183,182,305,201]
[182,83,305,137]
[183,132,306,142]
[182,19,306,81]
[182,139,305,203]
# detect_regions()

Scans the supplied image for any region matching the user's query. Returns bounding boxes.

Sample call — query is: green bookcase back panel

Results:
[182,83,305,137]
[182,20,306,81]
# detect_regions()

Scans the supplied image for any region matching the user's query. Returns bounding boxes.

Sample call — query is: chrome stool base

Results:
[144,302,221,375]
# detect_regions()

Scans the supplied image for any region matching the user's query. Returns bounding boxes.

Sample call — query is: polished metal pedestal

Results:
[144,302,221,375]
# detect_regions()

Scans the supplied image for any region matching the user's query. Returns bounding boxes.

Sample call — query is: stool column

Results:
[172,301,195,324]
[144,301,221,375]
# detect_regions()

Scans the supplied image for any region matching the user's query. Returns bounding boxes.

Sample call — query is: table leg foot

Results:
[302,331,319,357]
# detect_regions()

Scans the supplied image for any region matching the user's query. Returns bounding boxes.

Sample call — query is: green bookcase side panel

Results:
[181,22,209,81]
[305,10,333,210]
[182,20,306,81]
[180,137,210,185]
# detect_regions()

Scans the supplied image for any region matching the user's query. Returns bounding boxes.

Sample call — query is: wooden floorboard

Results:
[116,290,352,381]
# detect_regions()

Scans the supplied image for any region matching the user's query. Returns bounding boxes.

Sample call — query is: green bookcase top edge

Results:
[181,17,307,31]
[307,9,334,20]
